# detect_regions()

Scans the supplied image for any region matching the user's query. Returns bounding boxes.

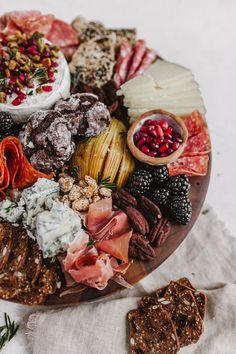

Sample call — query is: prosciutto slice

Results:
[92,211,130,241]
[87,198,113,234]
[96,231,132,262]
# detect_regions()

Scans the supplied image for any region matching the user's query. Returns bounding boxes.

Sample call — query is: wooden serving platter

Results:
[46,156,211,306]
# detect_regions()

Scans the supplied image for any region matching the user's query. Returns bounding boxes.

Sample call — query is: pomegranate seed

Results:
[146,119,154,125]
[19,74,25,82]
[12,97,22,106]
[148,125,156,131]
[141,145,150,154]
[28,45,38,55]
[150,143,159,150]
[146,136,152,144]
[13,86,20,93]
[167,148,174,154]
[161,153,168,157]
[172,142,180,150]
[150,129,158,138]
[52,62,59,67]
[140,132,148,137]
[134,132,141,143]
[137,137,146,148]
[42,85,52,92]
[23,40,28,46]
[19,46,26,53]
[159,119,168,131]
[156,138,163,144]
[18,92,26,100]
[140,126,148,132]
[48,70,54,78]
[49,77,56,83]
[156,125,164,137]
[166,126,173,134]
[159,143,169,153]
[148,151,157,157]
[164,132,172,139]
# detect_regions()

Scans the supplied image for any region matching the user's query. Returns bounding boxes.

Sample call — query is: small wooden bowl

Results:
[127,109,188,165]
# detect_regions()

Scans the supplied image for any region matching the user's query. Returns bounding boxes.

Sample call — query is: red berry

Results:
[18,92,26,100]
[166,126,173,134]
[141,145,150,154]
[148,151,157,157]
[12,97,22,106]
[134,132,141,143]
[150,142,158,150]
[42,85,52,92]
[19,74,25,82]
[137,137,146,148]
[167,148,174,154]
[164,132,172,139]
[150,129,158,138]
[161,152,168,157]
[146,119,153,125]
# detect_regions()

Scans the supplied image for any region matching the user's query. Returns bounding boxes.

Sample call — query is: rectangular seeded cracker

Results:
[177,278,207,319]
[128,304,180,354]
[139,286,167,309]
[163,281,204,347]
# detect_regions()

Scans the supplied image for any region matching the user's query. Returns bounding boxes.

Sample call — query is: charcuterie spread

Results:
[0,11,211,306]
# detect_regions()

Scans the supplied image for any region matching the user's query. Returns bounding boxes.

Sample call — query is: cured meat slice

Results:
[128,48,157,79]
[96,231,132,262]
[87,198,113,234]
[93,211,130,240]
[47,19,79,48]
[113,41,133,87]
[61,45,77,61]
[183,111,207,138]
[10,12,54,35]
[69,252,114,290]
[168,155,209,176]
[126,39,146,80]
[182,130,211,157]
[0,137,52,194]
[63,231,90,271]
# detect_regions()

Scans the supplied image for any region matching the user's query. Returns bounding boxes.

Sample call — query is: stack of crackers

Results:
[128,278,206,353]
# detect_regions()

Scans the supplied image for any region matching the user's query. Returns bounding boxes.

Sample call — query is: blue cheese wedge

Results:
[0,199,24,223]
[36,201,82,258]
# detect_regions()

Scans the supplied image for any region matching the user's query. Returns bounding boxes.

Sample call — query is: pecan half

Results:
[148,218,171,247]
[125,206,149,235]
[112,188,137,209]
[138,196,162,226]
[129,233,155,261]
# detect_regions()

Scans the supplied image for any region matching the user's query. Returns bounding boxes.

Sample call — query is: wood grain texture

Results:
[46,156,211,306]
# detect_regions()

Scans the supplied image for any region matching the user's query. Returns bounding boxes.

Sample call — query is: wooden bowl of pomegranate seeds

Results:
[127,109,188,165]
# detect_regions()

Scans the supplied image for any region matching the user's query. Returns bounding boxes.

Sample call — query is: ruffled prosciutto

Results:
[87,198,113,234]
[96,231,132,262]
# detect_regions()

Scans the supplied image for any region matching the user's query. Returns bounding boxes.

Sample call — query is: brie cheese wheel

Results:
[0,51,71,124]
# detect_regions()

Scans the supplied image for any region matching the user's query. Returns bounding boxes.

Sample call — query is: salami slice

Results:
[61,45,78,61]
[113,41,133,87]
[47,19,79,48]
[10,12,54,35]
[126,39,146,80]
[182,130,211,157]
[0,137,52,194]
[168,155,209,176]
[128,48,157,79]
[184,111,207,138]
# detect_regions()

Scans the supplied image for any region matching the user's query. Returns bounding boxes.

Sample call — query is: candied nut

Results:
[92,195,101,203]
[99,187,112,198]
[72,197,90,212]
[60,195,71,208]
[138,196,162,226]
[78,180,87,188]
[148,218,170,246]
[69,185,82,201]
[84,175,97,188]
[112,188,137,209]
[59,175,75,193]
[82,185,96,198]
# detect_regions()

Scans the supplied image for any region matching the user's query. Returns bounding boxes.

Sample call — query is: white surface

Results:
[0,0,235,353]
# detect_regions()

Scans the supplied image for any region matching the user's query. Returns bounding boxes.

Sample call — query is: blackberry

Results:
[126,169,153,197]
[0,112,14,132]
[146,165,168,185]
[167,175,190,196]
[168,196,192,225]
[150,188,170,207]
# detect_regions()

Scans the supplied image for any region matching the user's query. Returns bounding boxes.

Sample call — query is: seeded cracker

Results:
[177,278,207,319]
[139,286,167,309]
[164,281,204,347]
[128,305,180,354]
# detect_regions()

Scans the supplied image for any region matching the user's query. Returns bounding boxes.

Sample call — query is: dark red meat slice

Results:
[183,111,207,138]
[126,39,146,80]
[113,41,133,87]
[182,130,211,157]
[129,48,157,79]
[168,155,209,176]
[61,45,78,61]
[47,19,79,48]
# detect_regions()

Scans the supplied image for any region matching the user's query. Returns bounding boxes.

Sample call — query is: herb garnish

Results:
[33,67,48,83]
[0,79,7,91]
[98,173,116,190]
[70,166,80,178]
[0,313,19,350]
[87,239,96,247]
[4,203,17,213]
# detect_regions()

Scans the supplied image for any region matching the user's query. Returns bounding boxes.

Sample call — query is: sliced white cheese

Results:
[0,51,71,124]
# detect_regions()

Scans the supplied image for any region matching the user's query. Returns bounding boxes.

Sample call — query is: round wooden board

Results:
[46,155,211,306]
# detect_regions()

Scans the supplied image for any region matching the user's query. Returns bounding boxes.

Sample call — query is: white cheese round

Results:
[0,52,71,124]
